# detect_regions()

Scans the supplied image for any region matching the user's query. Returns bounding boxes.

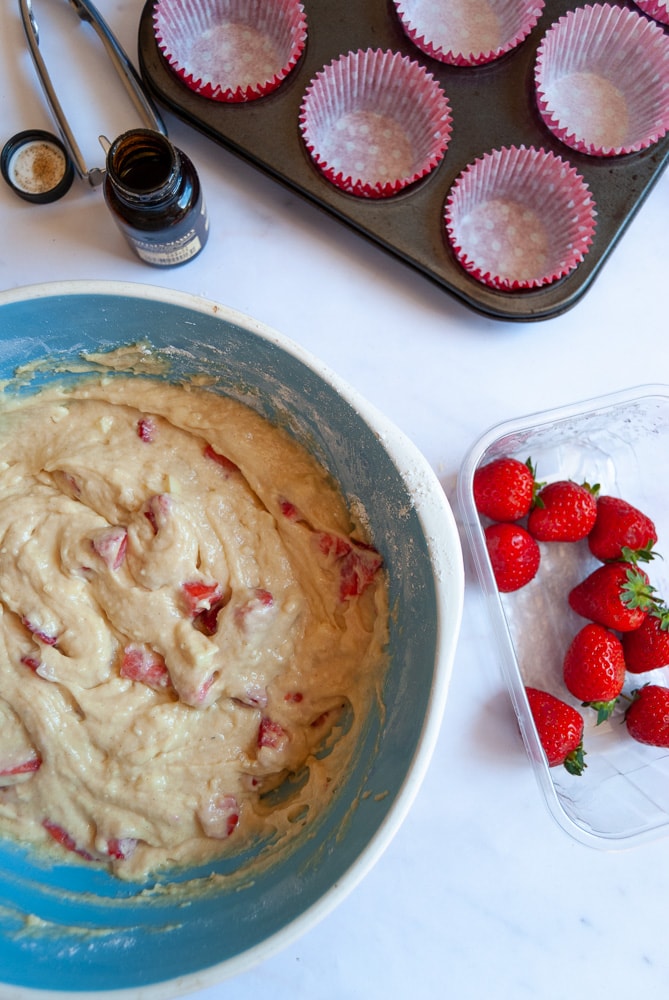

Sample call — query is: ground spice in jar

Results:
[11,140,67,195]
[1,131,74,203]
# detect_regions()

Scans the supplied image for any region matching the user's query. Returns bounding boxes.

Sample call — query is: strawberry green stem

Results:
[563,741,587,776]
[582,699,618,726]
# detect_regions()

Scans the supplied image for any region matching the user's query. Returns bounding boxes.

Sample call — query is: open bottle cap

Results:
[1,129,75,203]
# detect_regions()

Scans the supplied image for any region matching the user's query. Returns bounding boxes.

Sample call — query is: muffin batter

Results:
[0,376,388,880]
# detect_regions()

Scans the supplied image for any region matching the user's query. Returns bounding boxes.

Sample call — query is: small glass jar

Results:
[103,129,208,267]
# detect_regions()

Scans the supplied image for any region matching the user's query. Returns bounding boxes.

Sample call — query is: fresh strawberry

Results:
[314,532,383,601]
[527,479,598,542]
[484,523,540,592]
[120,644,172,690]
[47,825,137,865]
[190,672,217,707]
[622,606,669,673]
[21,617,58,646]
[106,837,138,861]
[20,654,42,673]
[562,623,626,723]
[204,443,239,476]
[624,684,669,747]
[91,526,128,571]
[42,820,94,861]
[143,493,172,535]
[525,686,586,774]
[310,703,344,730]
[568,561,654,632]
[0,753,41,786]
[587,495,658,563]
[233,684,268,709]
[0,700,42,786]
[473,456,539,522]
[197,794,239,839]
[182,580,227,636]
[339,541,383,599]
[257,716,287,751]
[279,497,307,523]
[233,588,274,631]
[181,580,224,616]
[137,416,157,442]
[192,599,226,637]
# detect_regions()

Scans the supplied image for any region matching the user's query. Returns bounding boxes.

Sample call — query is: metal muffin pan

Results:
[138,0,669,322]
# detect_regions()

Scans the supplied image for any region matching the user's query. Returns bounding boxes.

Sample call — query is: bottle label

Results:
[129,204,209,267]
[133,232,203,266]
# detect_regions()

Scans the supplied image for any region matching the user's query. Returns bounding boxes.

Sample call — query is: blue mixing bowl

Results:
[0,281,463,996]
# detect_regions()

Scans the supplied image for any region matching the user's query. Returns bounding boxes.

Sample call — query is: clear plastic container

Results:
[458,385,669,849]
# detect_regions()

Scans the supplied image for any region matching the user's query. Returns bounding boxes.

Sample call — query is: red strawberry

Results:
[473,456,539,522]
[588,495,657,563]
[204,443,239,476]
[622,607,669,674]
[120,644,172,690]
[257,716,287,751]
[233,588,274,631]
[42,820,94,861]
[91,526,128,571]
[568,561,654,632]
[143,493,172,535]
[106,837,138,861]
[197,794,239,840]
[562,623,626,723]
[0,753,41,786]
[1,692,43,785]
[484,522,540,592]
[525,686,586,774]
[624,684,669,747]
[314,532,383,601]
[21,616,58,646]
[527,479,598,542]
[137,416,157,442]
[181,580,224,615]
[182,581,227,636]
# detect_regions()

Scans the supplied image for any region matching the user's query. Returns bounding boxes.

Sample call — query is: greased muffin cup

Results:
[298,48,453,199]
[535,3,669,157]
[393,0,546,67]
[632,1,669,27]
[444,145,597,291]
[153,0,307,103]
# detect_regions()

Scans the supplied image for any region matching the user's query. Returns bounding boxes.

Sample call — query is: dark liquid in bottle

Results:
[118,146,173,193]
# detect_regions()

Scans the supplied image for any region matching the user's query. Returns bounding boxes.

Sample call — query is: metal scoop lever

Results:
[19,0,167,186]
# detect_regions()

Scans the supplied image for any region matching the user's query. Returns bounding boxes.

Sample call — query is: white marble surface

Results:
[2,2,669,998]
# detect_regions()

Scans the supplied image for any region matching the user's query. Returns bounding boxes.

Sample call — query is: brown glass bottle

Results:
[103,129,208,267]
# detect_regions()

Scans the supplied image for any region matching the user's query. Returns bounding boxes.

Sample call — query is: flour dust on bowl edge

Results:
[457,386,669,850]
[0,281,464,996]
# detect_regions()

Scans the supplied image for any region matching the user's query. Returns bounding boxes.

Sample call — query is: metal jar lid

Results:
[1,129,74,203]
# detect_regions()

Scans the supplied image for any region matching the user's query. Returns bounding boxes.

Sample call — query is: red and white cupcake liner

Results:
[632,1,669,27]
[299,49,453,199]
[535,3,669,157]
[393,0,546,67]
[153,0,307,103]
[444,145,597,291]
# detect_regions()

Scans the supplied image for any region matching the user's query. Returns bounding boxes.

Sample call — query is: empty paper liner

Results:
[535,3,669,156]
[153,0,307,102]
[444,145,597,290]
[393,0,546,66]
[299,49,452,198]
